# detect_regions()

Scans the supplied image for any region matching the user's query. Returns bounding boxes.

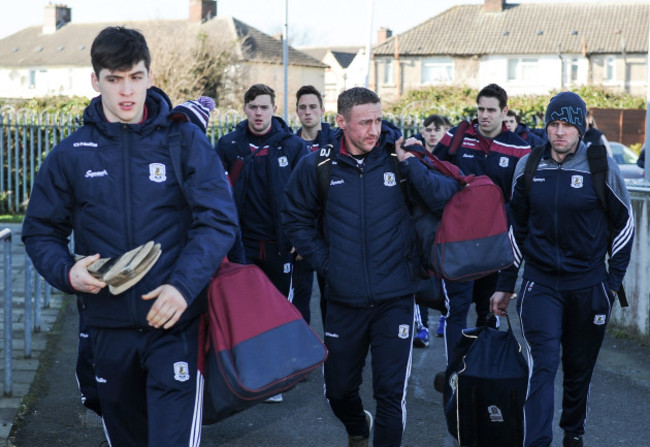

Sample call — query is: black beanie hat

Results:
[544,91,587,136]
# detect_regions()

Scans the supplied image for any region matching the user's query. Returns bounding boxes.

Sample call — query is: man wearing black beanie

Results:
[491,91,635,447]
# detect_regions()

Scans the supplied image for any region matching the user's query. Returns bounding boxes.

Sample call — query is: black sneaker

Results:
[433,371,446,393]
[563,433,583,447]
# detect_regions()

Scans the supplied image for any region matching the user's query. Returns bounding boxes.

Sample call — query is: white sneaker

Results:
[264,393,283,403]
[363,409,373,433]
[348,410,373,447]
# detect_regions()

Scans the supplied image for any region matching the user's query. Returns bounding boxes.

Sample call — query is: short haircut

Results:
[423,114,449,129]
[337,87,380,119]
[244,84,276,105]
[477,83,508,110]
[91,27,151,76]
[296,85,323,108]
[506,109,521,124]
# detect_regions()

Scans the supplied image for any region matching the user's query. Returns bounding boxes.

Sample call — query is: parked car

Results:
[609,142,645,183]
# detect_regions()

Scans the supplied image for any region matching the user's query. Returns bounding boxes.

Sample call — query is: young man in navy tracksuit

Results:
[504,109,546,148]
[433,83,531,384]
[292,85,338,325]
[282,87,459,447]
[491,92,634,447]
[411,114,452,345]
[215,84,308,300]
[215,84,307,403]
[22,27,239,446]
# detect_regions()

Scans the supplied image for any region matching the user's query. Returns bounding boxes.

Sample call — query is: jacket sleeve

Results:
[604,159,634,292]
[22,149,77,293]
[398,157,459,214]
[214,134,231,171]
[281,153,328,276]
[291,137,310,165]
[496,158,529,293]
[165,126,239,303]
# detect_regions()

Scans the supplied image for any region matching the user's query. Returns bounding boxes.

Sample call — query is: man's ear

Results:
[147,69,154,88]
[91,72,100,93]
[335,114,345,130]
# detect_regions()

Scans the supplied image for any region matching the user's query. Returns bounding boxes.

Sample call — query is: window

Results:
[28,69,47,89]
[570,58,579,82]
[383,59,393,85]
[606,56,616,81]
[421,57,453,84]
[507,58,538,81]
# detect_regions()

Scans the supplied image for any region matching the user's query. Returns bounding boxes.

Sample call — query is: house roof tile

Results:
[373,2,650,56]
[0,16,326,68]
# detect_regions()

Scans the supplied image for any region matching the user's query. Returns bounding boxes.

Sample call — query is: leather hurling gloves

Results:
[81,241,162,295]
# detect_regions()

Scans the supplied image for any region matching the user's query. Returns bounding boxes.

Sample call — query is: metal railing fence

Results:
[0,110,421,213]
[1,228,11,396]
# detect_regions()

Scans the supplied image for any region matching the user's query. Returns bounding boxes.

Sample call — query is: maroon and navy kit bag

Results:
[199,260,327,424]
[429,156,515,282]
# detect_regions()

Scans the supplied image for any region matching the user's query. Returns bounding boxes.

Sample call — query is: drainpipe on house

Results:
[394,35,401,99]
[365,0,375,89]
[557,43,564,90]
[643,20,650,152]
[282,0,288,122]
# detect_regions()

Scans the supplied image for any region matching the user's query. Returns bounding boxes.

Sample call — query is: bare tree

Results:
[146,24,244,109]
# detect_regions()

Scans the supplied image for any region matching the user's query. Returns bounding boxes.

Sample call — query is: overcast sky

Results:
[0,0,632,46]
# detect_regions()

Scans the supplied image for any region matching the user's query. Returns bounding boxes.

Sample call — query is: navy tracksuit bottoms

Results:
[244,240,293,297]
[517,280,613,447]
[291,257,315,323]
[442,273,498,363]
[323,297,414,447]
[91,318,203,447]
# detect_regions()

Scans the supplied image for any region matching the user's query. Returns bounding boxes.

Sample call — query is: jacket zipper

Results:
[357,161,375,306]
[553,163,562,289]
[122,125,138,325]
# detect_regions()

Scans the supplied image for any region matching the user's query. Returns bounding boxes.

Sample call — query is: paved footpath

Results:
[0,223,65,445]
[2,222,650,446]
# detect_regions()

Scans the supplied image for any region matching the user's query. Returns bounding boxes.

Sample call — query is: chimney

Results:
[43,4,71,34]
[189,0,217,23]
[484,0,505,12]
[377,27,392,44]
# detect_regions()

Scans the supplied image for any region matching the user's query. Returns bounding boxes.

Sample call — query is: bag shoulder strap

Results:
[586,144,627,305]
[316,144,334,208]
[587,144,609,213]
[523,145,545,197]
[387,147,409,204]
[167,122,184,188]
[448,120,471,155]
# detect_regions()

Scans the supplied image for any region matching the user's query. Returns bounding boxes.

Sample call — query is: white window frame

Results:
[507,57,539,82]
[383,58,394,85]
[421,57,453,84]
[606,56,616,82]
